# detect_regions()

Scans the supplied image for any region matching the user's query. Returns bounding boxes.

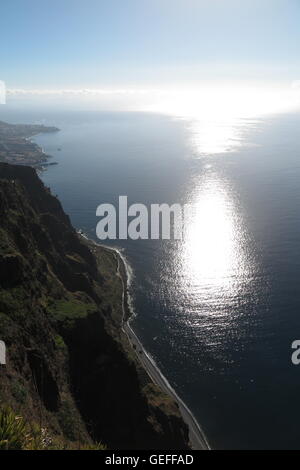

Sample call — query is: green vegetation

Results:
[54,334,66,350]
[0,407,106,450]
[48,298,96,323]
[0,407,28,450]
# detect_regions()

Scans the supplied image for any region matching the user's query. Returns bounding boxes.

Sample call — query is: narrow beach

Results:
[86,236,211,451]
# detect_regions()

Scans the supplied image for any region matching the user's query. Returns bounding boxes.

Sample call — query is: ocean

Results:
[1,107,300,449]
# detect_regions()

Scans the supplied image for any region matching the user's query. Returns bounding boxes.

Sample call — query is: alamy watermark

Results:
[0,340,6,365]
[291,340,300,365]
[96,196,194,240]
[0,80,6,104]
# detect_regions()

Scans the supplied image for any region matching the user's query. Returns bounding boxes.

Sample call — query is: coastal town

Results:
[0,120,59,168]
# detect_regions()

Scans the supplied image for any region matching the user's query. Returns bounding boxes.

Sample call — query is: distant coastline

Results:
[0,120,59,169]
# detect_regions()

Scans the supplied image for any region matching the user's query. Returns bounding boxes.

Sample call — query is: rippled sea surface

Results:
[2,108,300,449]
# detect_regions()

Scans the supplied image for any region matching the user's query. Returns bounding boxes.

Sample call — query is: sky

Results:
[1,0,300,111]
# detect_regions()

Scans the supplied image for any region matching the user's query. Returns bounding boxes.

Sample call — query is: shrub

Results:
[0,406,107,450]
[0,407,28,450]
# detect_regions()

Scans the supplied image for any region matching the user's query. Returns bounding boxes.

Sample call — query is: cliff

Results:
[0,162,189,449]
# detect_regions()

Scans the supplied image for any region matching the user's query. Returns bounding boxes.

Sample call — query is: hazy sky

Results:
[1,0,300,90]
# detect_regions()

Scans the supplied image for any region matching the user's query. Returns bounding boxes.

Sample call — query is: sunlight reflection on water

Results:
[167,171,258,317]
[160,117,262,335]
[187,117,259,155]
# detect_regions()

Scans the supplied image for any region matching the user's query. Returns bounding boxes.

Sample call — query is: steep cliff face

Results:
[0,163,189,449]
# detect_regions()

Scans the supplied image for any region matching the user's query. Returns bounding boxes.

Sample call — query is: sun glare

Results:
[147,84,300,155]
[177,174,252,312]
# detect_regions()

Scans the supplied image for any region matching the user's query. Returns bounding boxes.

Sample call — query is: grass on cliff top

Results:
[47,298,96,323]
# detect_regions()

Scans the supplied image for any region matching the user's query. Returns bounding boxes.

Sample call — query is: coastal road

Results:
[90,239,210,450]
[109,245,210,451]
[123,321,210,451]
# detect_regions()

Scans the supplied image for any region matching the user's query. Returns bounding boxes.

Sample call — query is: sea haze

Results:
[1,107,300,449]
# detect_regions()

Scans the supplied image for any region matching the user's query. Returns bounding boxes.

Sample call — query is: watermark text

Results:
[96,196,193,240]
[0,81,6,104]
[0,340,6,365]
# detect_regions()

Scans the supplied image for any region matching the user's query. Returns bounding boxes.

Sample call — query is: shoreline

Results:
[29,131,59,170]
[0,121,59,169]
[80,233,210,450]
